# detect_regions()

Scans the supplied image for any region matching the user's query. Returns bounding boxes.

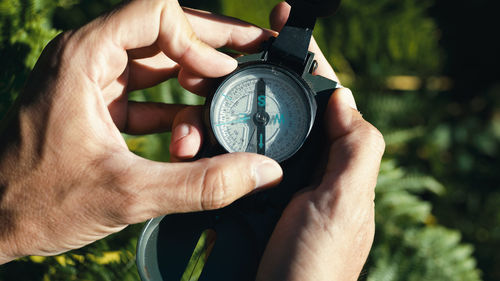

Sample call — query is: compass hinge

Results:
[267,6,317,73]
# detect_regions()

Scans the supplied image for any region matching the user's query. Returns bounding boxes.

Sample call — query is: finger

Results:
[115,152,283,223]
[269,1,290,32]
[184,7,277,53]
[122,5,277,92]
[75,0,236,90]
[126,9,277,61]
[127,45,161,60]
[313,88,385,217]
[169,106,204,161]
[309,38,339,81]
[154,1,237,78]
[177,68,219,97]
[326,88,366,141]
[127,52,180,92]
[122,102,187,135]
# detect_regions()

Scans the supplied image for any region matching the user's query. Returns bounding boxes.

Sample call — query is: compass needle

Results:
[256,78,267,155]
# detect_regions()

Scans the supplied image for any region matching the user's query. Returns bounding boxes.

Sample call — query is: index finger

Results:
[184,8,278,53]
[72,0,237,89]
[126,7,278,92]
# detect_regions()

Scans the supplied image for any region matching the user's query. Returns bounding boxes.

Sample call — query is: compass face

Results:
[210,64,315,162]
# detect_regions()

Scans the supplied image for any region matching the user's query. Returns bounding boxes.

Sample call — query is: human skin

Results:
[0,1,384,280]
[0,0,283,263]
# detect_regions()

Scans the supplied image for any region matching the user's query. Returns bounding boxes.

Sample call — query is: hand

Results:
[0,0,283,264]
[255,3,385,280]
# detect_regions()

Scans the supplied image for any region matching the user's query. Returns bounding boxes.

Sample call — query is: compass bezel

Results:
[207,62,317,163]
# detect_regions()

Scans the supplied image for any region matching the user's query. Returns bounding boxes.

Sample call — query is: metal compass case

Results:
[137,0,342,280]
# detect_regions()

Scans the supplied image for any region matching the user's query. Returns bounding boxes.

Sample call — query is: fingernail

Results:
[173,124,190,143]
[254,161,283,189]
[337,87,358,110]
[217,52,238,71]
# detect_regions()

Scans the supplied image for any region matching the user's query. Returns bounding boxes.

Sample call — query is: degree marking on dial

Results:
[215,116,251,127]
[212,67,312,162]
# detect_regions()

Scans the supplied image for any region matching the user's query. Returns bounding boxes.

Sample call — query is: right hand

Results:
[255,3,384,280]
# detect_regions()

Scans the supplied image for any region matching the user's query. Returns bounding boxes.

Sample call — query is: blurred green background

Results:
[1,0,499,280]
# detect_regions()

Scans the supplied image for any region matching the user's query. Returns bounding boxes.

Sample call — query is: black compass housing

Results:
[136,2,342,281]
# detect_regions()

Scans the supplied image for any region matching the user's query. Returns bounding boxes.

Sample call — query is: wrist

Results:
[0,171,29,265]
[0,110,37,265]
[0,241,18,265]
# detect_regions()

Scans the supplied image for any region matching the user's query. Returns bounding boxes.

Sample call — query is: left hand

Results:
[0,0,282,264]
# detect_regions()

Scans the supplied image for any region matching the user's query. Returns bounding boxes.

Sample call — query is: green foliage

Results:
[369,226,479,281]
[1,0,497,280]
[0,225,142,280]
[220,0,280,29]
[0,0,71,68]
[180,230,216,281]
[319,0,442,77]
[0,0,73,118]
[368,159,480,281]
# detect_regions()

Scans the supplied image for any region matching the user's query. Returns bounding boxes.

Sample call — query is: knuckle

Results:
[199,161,231,210]
[361,124,386,157]
[53,31,79,65]
[177,31,199,62]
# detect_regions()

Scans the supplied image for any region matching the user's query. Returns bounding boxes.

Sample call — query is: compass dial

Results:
[210,64,315,162]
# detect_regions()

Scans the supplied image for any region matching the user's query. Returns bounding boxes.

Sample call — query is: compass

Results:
[137,1,343,280]
[209,64,316,162]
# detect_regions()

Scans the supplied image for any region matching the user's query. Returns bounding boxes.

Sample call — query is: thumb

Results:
[316,87,385,200]
[116,152,282,224]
